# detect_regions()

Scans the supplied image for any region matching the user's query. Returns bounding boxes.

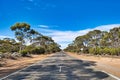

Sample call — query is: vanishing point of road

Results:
[1,52,118,80]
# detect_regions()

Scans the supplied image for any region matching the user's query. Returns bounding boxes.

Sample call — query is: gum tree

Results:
[10,22,33,52]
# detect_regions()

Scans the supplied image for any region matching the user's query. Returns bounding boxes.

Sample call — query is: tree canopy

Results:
[64,27,120,56]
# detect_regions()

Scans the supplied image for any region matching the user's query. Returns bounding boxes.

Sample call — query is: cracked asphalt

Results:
[1,52,117,80]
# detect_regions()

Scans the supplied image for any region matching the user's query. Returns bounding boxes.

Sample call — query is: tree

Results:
[109,27,120,47]
[10,22,33,51]
[64,27,120,56]
[32,35,61,53]
[0,38,19,53]
[29,29,41,42]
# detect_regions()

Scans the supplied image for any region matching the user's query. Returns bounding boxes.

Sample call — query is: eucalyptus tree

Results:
[0,38,20,53]
[10,22,36,51]
[73,36,86,52]
[29,29,41,43]
[100,31,112,47]
[109,27,120,47]
[33,35,61,53]
[64,43,75,52]
[86,30,102,47]
[3,38,16,44]
[47,42,61,53]
[33,35,53,47]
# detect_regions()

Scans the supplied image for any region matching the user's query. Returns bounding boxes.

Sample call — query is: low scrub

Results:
[20,46,46,56]
[20,50,28,57]
[31,47,45,54]
[89,47,120,56]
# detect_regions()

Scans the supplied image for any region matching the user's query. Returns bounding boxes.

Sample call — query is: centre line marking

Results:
[59,66,62,72]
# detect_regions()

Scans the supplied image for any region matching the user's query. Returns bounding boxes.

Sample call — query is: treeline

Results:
[64,27,120,56]
[0,22,61,58]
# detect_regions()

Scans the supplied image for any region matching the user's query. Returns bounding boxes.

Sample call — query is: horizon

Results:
[1,0,120,49]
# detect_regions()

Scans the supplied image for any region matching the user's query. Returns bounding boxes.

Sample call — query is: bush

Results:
[31,47,45,54]
[83,48,89,53]
[89,48,94,54]
[89,47,120,56]
[89,47,101,55]
[20,50,28,57]
[103,48,110,55]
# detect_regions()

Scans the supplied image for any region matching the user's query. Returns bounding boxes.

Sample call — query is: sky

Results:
[1,0,120,49]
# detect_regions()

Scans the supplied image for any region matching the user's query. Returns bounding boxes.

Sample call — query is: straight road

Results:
[1,52,118,80]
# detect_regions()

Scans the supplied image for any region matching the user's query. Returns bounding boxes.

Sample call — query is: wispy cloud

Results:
[0,36,12,39]
[38,25,49,28]
[23,0,56,10]
[36,24,120,49]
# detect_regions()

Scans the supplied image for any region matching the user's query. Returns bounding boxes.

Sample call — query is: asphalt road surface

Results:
[1,52,118,80]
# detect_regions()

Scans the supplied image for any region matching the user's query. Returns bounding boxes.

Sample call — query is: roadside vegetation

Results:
[64,27,120,56]
[0,22,61,61]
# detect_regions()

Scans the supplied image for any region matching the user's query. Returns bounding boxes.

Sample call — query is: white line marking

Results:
[101,70,120,80]
[59,66,62,72]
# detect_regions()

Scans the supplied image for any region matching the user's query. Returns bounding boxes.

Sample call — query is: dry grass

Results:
[0,54,53,78]
[66,52,120,78]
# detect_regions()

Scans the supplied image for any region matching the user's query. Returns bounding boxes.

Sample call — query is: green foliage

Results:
[31,47,45,54]
[89,47,120,55]
[0,39,19,53]
[20,50,28,57]
[65,27,120,56]
[0,22,61,59]
[103,48,110,55]
[22,45,45,55]
[10,22,40,52]
[89,47,101,55]
[83,47,89,54]
[32,35,61,53]
[10,23,31,42]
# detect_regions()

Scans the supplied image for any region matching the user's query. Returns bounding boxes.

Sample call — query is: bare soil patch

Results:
[0,54,53,78]
[66,52,120,78]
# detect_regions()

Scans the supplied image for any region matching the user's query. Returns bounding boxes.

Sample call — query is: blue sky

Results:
[1,0,120,49]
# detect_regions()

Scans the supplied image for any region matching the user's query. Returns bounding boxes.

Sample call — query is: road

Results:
[1,52,118,80]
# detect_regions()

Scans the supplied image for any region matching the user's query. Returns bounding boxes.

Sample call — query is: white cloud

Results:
[0,36,12,39]
[95,24,120,31]
[38,25,49,28]
[36,24,120,49]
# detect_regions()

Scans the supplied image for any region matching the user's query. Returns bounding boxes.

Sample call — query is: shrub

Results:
[89,47,101,55]
[89,48,94,54]
[89,47,120,56]
[103,48,110,55]
[31,47,45,54]
[20,50,28,57]
[110,48,116,55]
[83,48,89,53]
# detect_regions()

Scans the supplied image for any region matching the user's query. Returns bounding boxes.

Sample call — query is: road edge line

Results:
[65,52,120,80]
[101,70,120,80]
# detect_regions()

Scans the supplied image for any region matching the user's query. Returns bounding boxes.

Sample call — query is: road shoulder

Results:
[0,54,53,78]
[66,52,120,79]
